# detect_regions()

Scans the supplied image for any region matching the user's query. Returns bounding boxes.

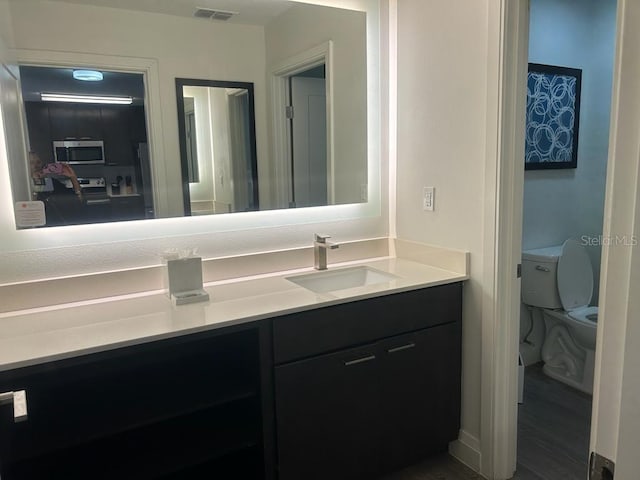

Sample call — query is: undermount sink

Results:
[286,266,398,293]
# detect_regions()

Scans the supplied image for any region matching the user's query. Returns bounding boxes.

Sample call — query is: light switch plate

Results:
[423,187,435,211]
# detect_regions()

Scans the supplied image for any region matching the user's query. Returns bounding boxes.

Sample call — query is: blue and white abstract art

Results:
[525,63,582,170]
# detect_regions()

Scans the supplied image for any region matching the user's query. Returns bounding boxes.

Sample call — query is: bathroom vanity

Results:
[0,256,465,479]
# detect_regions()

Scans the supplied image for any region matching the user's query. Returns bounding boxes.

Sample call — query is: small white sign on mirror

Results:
[15,201,46,228]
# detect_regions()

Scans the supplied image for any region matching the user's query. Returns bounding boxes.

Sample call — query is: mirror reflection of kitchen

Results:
[18,65,153,227]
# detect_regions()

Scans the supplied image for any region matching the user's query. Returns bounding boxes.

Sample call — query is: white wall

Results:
[0,0,13,51]
[524,0,617,303]
[209,88,234,210]
[396,0,489,452]
[0,0,29,222]
[184,86,216,209]
[265,3,367,205]
[0,0,386,284]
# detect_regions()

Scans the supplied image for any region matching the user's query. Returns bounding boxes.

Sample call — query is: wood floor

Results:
[381,453,483,480]
[514,363,592,480]
[383,363,592,480]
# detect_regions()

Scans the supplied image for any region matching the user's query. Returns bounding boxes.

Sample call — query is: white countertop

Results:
[0,256,467,372]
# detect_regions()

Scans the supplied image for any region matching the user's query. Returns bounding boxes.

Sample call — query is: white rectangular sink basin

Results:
[286,266,398,293]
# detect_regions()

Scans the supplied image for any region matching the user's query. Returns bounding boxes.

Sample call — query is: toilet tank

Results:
[521,245,563,308]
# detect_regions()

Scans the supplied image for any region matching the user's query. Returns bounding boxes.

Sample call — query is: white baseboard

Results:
[449,429,482,474]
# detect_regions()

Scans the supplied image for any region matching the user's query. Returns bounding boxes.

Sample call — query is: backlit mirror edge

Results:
[0,0,384,260]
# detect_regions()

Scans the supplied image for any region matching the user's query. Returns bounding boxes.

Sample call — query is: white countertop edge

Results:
[0,255,469,372]
[0,276,466,374]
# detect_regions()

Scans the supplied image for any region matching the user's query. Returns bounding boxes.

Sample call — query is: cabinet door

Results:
[48,104,103,140]
[378,322,462,473]
[275,343,380,480]
[0,329,263,479]
[129,106,148,143]
[101,106,134,165]
[48,104,76,140]
[24,102,53,163]
[110,196,145,222]
[73,104,103,139]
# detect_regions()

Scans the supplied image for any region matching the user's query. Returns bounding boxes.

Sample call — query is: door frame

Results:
[269,41,334,208]
[480,1,528,478]
[487,0,633,479]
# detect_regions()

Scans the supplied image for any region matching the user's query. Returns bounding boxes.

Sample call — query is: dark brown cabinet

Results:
[110,195,145,221]
[23,102,147,166]
[101,105,147,165]
[275,343,382,480]
[378,323,461,473]
[48,104,103,141]
[274,283,463,480]
[23,102,52,163]
[0,326,267,479]
[0,282,462,480]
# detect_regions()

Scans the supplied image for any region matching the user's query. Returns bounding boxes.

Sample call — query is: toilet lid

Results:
[557,239,594,311]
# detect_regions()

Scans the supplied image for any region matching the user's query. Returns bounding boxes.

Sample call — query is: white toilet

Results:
[521,239,598,394]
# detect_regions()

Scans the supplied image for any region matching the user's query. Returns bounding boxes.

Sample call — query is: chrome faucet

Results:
[314,234,340,270]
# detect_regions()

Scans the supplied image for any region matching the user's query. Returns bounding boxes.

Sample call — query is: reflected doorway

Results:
[289,64,327,208]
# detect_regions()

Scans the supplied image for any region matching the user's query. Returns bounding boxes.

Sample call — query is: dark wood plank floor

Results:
[381,453,483,480]
[382,363,591,480]
[514,363,592,480]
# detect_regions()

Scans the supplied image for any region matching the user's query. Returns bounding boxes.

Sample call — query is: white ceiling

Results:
[42,0,293,26]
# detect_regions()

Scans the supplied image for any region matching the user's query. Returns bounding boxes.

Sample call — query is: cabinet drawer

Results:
[273,282,462,364]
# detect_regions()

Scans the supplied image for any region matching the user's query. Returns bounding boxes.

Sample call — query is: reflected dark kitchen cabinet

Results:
[25,102,147,166]
[48,104,103,143]
[23,100,150,226]
[101,105,147,166]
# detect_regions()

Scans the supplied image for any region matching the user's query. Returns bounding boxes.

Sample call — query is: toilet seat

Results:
[567,305,598,324]
[557,239,594,311]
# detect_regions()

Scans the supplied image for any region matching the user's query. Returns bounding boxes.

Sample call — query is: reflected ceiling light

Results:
[72,69,104,81]
[41,93,133,105]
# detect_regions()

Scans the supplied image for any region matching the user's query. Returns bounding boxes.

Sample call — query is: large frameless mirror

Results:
[5,0,367,229]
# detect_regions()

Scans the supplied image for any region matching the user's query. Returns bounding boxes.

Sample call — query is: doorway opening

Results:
[288,64,327,208]
[14,65,153,227]
[270,41,333,210]
[516,0,617,478]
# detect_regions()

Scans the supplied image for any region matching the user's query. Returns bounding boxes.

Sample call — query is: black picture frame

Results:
[525,63,582,170]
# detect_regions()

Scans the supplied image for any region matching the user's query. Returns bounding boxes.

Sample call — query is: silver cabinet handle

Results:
[0,390,28,422]
[86,199,111,205]
[344,355,376,366]
[388,343,416,354]
[535,265,550,272]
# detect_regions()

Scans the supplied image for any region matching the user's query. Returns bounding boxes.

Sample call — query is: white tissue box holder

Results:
[164,257,209,305]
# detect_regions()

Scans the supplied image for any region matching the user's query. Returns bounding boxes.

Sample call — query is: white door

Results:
[589,1,640,478]
[291,77,327,208]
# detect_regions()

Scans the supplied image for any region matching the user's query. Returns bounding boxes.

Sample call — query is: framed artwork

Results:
[525,63,582,170]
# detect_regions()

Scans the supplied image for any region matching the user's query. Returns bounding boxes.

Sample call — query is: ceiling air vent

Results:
[193,7,237,21]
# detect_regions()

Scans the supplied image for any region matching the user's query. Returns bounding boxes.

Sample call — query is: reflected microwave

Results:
[53,140,105,165]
